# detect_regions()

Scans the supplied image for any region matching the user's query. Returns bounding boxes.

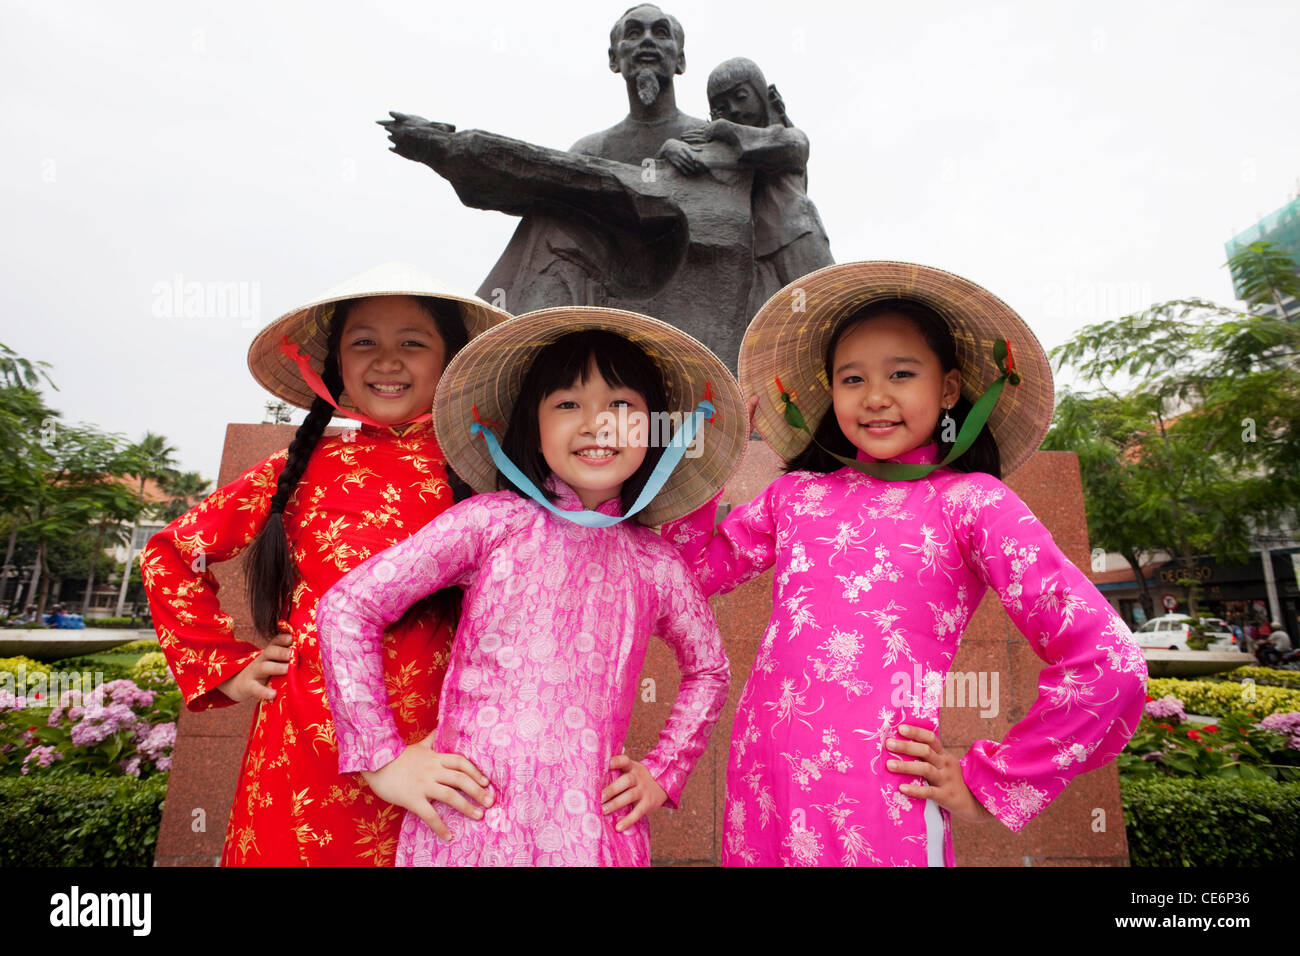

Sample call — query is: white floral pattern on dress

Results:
[662,443,1147,866]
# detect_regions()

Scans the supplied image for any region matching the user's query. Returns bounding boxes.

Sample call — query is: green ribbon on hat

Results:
[778,339,1021,481]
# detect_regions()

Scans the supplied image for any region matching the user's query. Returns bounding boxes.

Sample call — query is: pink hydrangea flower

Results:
[20,745,63,774]
[1144,695,1187,723]
[69,702,139,748]
[1258,711,1300,751]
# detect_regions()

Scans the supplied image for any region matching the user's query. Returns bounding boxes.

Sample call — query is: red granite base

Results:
[153,423,299,867]
[158,428,1128,867]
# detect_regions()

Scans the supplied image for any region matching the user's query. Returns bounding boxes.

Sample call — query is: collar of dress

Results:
[358,420,437,440]
[854,442,940,466]
[543,475,624,517]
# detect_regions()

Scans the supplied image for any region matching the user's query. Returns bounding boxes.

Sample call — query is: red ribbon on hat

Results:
[279,337,432,428]
[703,381,717,424]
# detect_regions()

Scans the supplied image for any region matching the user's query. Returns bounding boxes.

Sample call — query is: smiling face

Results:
[338,295,448,426]
[609,5,684,80]
[537,359,650,511]
[829,311,962,462]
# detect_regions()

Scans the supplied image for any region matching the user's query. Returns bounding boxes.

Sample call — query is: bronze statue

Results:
[378,6,832,371]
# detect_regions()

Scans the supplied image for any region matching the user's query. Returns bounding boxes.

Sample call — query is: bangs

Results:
[532,330,667,411]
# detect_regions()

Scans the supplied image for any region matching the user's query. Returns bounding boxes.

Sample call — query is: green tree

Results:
[157,471,212,523]
[1049,287,1300,618]
[1,424,144,617]
[1227,239,1300,320]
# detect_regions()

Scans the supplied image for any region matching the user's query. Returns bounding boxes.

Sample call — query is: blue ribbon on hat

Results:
[469,400,715,527]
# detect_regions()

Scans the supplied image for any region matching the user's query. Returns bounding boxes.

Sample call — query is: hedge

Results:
[1146,677,1300,719]
[1121,776,1300,866]
[0,773,167,866]
[1217,665,1300,690]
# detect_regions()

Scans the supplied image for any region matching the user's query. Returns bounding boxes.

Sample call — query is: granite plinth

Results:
[153,423,300,867]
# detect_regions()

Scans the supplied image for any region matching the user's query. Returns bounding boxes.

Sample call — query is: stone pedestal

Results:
[157,427,1130,866]
[153,423,298,867]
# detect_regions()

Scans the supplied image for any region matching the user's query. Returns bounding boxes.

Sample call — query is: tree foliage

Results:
[0,347,199,615]
[1046,242,1300,617]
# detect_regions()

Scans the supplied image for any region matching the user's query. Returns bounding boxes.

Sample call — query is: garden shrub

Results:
[0,773,167,866]
[1146,677,1300,718]
[130,652,174,688]
[111,638,161,654]
[1219,665,1300,690]
[49,655,134,683]
[1122,776,1300,866]
[0,657,51,689]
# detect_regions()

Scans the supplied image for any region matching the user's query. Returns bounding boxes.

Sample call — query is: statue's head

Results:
[608,4,686,105]
[707,58,771,128]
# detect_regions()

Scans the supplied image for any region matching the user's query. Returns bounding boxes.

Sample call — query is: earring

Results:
[941,406,954,429]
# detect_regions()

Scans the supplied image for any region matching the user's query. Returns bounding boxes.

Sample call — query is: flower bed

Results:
[1,666,177,778]
[1145,677,1300,719]
[1119,691,1300,865]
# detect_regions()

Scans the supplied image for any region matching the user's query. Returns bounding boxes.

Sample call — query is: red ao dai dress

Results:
[140,421,457,865]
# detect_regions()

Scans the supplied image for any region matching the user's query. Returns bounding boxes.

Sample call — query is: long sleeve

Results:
[948,474,1148,832]
[660,482,781,598]
[316,494,512,773]
[638,550,730,808]
[139,452,287,711]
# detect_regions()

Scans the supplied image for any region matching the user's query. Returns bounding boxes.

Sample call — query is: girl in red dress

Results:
[141,264,509,865]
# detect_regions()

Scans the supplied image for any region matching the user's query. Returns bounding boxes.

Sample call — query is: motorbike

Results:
[1255,642,1300,670]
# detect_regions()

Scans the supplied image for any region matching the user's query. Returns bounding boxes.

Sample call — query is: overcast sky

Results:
[3,0,1298,481]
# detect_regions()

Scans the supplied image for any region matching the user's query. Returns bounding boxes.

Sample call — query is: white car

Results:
[1133,614,1237,651]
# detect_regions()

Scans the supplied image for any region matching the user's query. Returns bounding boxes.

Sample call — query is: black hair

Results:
[783,297,1002,479]
[496,329,669,522]
[244,295,471,640]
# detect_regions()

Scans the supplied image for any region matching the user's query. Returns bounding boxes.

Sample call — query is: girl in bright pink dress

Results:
[316,308,748,865]
[662,261,1148,866]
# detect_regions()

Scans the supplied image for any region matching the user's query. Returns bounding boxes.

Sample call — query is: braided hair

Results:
[244,295,472,639]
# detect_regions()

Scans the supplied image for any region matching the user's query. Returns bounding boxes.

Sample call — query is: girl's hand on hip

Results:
[217,630,293,703]
[886,724,994,824]
[361,733,494,841]
[601,755,667,832]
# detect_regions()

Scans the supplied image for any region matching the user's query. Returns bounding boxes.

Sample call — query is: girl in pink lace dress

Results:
[317,309,747,865]
[662,261,1148,866]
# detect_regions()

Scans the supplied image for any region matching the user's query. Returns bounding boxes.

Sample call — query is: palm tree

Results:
[157,471,212,523]
[115,432,179,616]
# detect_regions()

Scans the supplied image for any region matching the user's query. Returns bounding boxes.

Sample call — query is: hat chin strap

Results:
[469,400,716,527]
[279,337,432,428]
[779,339,1020,481]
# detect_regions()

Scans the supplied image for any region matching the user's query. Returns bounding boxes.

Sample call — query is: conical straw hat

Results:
[434,306,748,526]
[739,260,1053,475]
[248,261,513,413]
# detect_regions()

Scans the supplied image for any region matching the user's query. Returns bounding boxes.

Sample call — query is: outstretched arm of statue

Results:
[378,112,458,165]
[377,117,687,231]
